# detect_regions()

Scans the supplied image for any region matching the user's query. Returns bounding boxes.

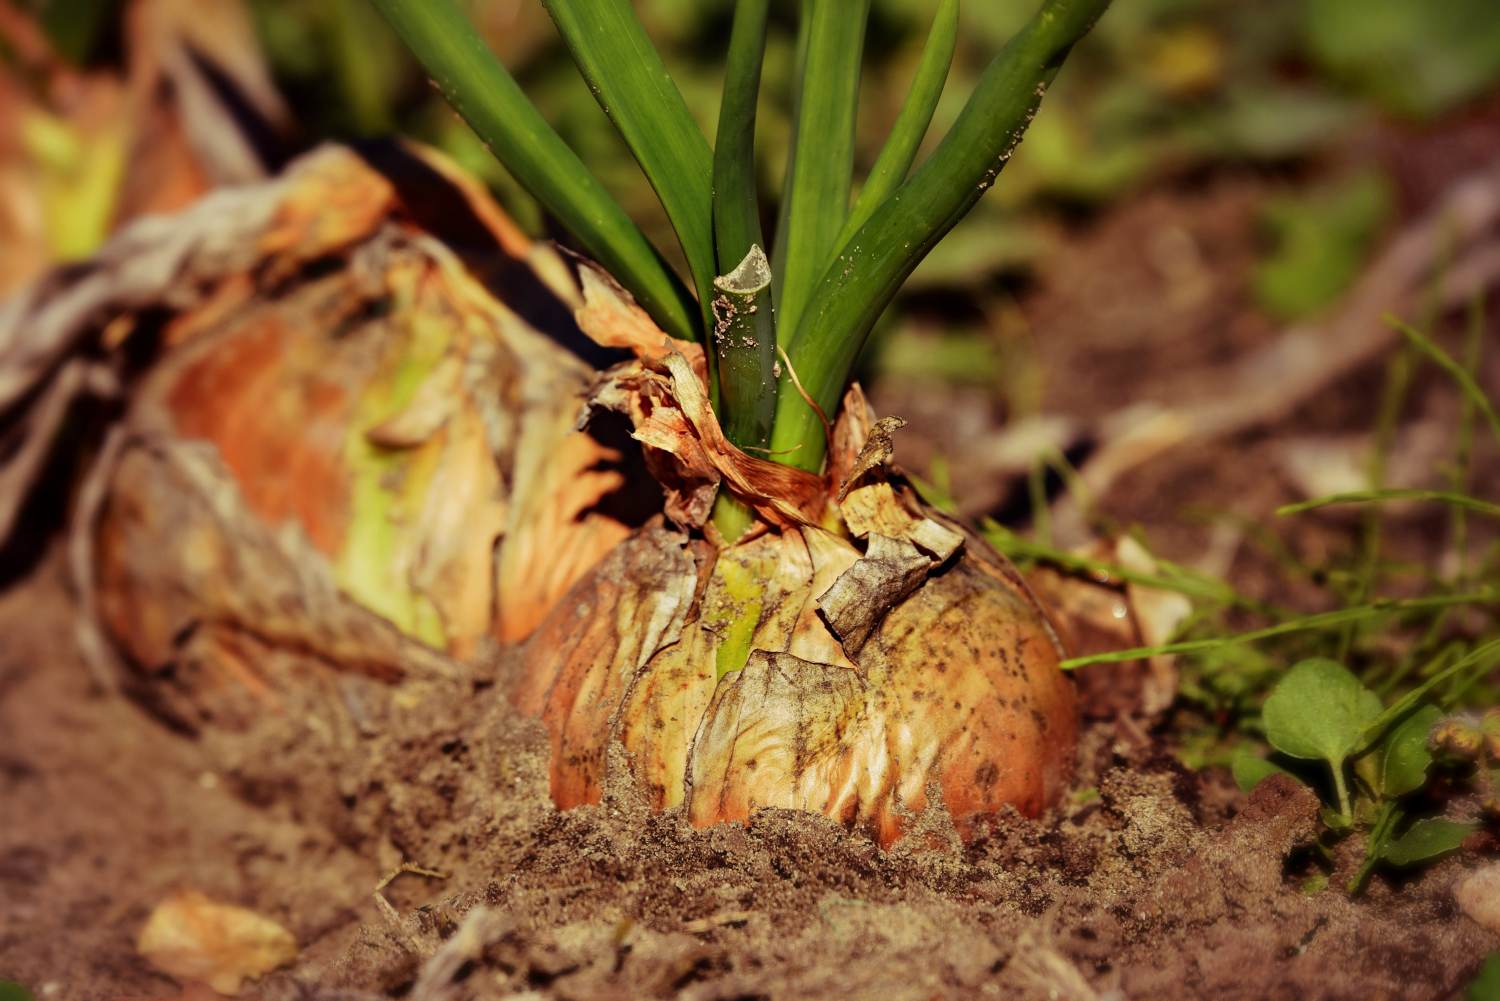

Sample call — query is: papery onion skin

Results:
[515,509,1076,847]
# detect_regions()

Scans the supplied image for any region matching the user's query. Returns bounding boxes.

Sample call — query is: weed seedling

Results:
[1237,647,1493,891]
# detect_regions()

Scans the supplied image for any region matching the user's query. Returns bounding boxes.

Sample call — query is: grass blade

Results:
[771,0,1111,472]
[542,0,718,332]
[1449,297,1486,581]
[771,0,871,347]
[837,0,960,248]
[712,0,777,450]
[1390,315,1500,446]
[1355,636,1500,753]
[1060,589,1499,669]
[1278,489,1500,520]
[370,0,699,343]
[983,522,1275,612]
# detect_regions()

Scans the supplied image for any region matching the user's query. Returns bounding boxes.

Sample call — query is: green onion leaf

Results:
[542,0,718,337]
[838,0,960,249]
[370,0,699,343]
[771,0,871,347]
[712,246,778,451]
[772,0,1111,472]
[712,0,778,451]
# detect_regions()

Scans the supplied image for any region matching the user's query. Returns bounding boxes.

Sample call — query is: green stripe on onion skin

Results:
[370,0,699,344]
[770,0,1113,473]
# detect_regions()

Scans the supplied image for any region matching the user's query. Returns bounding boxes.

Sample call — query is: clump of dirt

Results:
[1,551,1494,1000]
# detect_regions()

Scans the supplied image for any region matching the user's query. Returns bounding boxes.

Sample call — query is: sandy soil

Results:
[1,546,1495,1001]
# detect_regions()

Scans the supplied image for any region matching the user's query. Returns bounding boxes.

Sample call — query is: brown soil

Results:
[2,548,1495,1001]
[4,103,1500,1001]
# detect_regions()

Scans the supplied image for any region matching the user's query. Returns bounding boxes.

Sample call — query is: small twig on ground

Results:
[372,862,449,955]
[681,910,756,934]
[375,862,449,894]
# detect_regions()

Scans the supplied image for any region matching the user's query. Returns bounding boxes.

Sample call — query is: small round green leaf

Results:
[1263,658,1382,763]
[1380,817,1475,867]
[1377,704,1442,798]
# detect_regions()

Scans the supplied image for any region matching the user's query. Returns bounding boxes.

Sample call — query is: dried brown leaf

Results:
[837,416,908,500]
[136,890,297,995]
[826,384,876,492]
[585,352,825,529]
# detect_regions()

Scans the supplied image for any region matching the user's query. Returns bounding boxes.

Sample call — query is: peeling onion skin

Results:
[511,524,704,809]
[690,549,1075,846]
[514,507,1077,848]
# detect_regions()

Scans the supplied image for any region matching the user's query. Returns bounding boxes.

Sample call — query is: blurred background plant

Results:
[10,0,1500,309]
[249,0,1500,451]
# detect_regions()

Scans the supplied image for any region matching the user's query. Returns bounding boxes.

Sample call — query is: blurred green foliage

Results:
[232,0,1498,343]
[11,0,117,64]
[1472,953,1500,1001]
[16,0,1500,355]
[1254,170,1394,321]
[1303,0,1500,120]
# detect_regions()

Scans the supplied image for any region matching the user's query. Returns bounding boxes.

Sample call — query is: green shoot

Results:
[709,247,775,543]
[378,0,1112,487]
[1261,658,1379,821]
[368,0,700,344]
[838,0,960,248]
[712,0,777,452]
[771,0,1113,471]
[1391,314,1500,446]
[1248,659,1480,893]
[771,0,870,347]
[1060,589,1499,669]
[540,0,719,336]
[1277,489,1500,520]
